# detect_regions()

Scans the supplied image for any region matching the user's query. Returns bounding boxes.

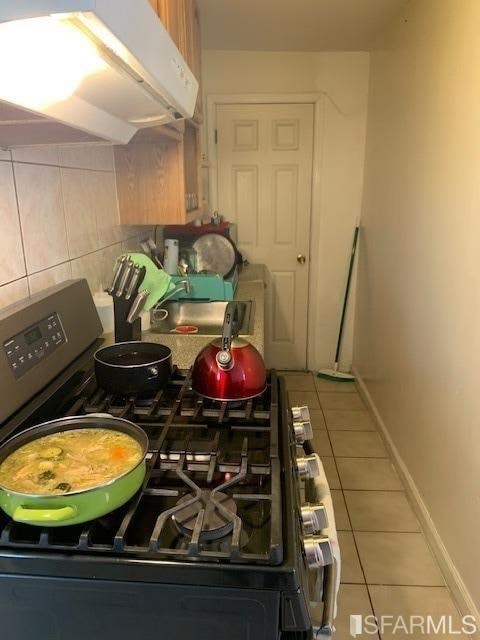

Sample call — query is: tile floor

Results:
[283,371,467,639]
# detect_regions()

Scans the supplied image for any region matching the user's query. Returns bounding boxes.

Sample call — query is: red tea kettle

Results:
[191,302,267,402]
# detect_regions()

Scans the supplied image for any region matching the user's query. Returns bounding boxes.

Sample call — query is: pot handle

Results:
[13,505,78,523]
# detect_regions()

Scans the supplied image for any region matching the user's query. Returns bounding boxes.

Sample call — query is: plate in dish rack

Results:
[192,233,236,277]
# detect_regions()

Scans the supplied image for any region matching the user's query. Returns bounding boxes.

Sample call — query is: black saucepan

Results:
[94,341,172,394]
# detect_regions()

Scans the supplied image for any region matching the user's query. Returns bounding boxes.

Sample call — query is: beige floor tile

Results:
[315,377,358,393]
[288,390,320,409]
[333,584,379,639]
[368,586,466,639]
[311,431,333,456]
[337,458,403,491]
[311,584,378,638]
[344,491,420,532]
[332,490,351,530]
[318,392,366,411]
[355,532,444,586]
[284,373,316,391]
[339,531,365,583]
[330,432,388,458]
[321,457,341,490]
[309,409,327,429]
[324,410,376,431]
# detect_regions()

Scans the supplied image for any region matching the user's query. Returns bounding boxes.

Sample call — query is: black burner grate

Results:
[0,369,283,565]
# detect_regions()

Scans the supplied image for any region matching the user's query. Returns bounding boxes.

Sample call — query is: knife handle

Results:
[127,289,149,324]
[115,258,134,298]
[106,255,127,295]
[125,265,142,301]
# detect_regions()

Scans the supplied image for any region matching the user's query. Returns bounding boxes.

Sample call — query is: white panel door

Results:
[216,103,314,369]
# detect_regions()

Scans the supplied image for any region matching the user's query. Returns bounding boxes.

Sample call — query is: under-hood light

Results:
[0,16,107,110]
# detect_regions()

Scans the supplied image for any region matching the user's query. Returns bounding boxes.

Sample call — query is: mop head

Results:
[317,369,355,382]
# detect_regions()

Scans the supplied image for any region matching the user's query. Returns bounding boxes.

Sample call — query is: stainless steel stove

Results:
[0,280,340,640]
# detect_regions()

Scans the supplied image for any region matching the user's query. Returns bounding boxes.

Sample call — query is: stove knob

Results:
[303,535,333,569]
[291,405,311,422]
[293,419,313,444]
[301,504,328,534]
[296,453,322,479]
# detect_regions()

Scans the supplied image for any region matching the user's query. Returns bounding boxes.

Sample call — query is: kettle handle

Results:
[221,302,245,351]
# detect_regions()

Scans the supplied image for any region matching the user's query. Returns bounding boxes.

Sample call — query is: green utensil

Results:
[125,253,174,311]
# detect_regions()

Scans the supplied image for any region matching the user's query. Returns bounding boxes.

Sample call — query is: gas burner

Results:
[173,490,237,541]
[219,400,244,409]
[0,366,282,565]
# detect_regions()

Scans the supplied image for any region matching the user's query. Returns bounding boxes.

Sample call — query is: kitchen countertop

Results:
[141,263,266,369]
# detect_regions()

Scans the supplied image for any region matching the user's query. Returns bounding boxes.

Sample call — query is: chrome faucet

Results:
[151,279,190,323]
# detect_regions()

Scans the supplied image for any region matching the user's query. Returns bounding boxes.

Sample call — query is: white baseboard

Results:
[352,366,480,636]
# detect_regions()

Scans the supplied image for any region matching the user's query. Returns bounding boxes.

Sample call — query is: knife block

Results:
[113,296,142,343]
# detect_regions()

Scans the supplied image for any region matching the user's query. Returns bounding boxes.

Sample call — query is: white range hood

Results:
[0,0,199,145]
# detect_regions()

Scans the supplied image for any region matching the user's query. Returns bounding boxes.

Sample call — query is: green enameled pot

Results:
[0,415,148,527]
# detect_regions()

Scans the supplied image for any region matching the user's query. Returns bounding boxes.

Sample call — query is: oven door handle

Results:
[308,468,341,638]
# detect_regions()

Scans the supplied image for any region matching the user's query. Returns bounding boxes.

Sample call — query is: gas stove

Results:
[0,280,339,640]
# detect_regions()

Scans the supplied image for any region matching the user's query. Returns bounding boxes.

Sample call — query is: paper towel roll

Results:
[94,291,114,334]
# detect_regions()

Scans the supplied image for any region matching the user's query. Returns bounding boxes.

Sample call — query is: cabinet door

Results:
[154,0,202,122]
[115,142,187,225]
[148,0,158,12]
[184,0,203,122]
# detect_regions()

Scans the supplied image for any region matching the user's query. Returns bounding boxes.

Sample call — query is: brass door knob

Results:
[297,254,307,265]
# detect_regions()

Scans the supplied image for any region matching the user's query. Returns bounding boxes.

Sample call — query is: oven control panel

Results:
[3,312,66,379]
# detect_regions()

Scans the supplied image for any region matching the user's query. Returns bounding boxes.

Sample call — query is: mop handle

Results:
[334,226,360,365]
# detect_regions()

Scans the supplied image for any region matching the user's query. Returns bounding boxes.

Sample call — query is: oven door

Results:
[0,577,280,640]
[302,458,341,639]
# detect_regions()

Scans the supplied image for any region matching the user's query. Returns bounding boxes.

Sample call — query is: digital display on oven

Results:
[24,326,42,345]
[3,312,66,379]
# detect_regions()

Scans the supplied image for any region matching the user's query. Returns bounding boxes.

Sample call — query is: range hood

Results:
[0,0,199,145]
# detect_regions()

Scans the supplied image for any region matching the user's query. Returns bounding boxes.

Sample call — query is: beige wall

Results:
[0,145,148,309]
[354,0,480,614]
[202,50,369,370]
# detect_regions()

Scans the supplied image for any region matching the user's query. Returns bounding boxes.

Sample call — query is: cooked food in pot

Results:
[0,429,143,495]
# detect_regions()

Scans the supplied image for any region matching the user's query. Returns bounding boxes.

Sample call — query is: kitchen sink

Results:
[150,301,255,335]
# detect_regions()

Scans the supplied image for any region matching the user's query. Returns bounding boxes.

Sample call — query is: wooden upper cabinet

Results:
[184,0,203,122]
[114,130,203,225]
[155,0,202,123]
[114,1,204,225]
[156,0,187,58]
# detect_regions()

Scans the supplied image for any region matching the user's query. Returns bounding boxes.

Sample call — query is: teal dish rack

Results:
[170,267,239,301]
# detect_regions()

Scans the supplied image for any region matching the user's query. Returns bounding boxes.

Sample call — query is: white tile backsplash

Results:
[100,243,124,290]
[11,147,60,165]
[0,163,26,285]
[70,252,102,294]
[0,278,29,307]
[28,262,72,295]
[58,145,114,171]
[94,171,124,246]
[14,163,68,273]
[121,236,143,254]
[0,145,141,308]
[61,168,100,259]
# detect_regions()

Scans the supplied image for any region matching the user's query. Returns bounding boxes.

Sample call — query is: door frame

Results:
[206,93,325,371]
